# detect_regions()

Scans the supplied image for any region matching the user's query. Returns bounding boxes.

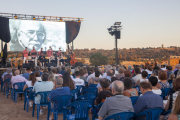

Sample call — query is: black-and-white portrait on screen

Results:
[9,19,66,51]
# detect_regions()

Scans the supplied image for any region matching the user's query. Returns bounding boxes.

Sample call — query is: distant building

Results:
[162,44,164,48]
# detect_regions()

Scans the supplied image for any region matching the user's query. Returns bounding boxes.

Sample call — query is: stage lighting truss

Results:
[0,13,83,22]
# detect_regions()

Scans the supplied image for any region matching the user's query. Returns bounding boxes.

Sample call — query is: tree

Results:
[108,55,116,65]
[90,52,108,66]
[80,57,86,64]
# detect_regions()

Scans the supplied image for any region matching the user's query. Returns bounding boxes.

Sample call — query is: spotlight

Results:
[33,16,35,20]
[43,17,46,21]
[78,18,80,22]
[14,15,17,19]
[60,18,62,22]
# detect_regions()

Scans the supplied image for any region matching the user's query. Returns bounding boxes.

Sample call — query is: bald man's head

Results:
[112,81,124,93]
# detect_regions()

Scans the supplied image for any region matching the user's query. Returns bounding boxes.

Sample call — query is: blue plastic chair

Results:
[130,96,139,106]
[77,93,97,102]
[48,95,73,120]
[161,88,171,99]
[3,78,11,95]
[147,74,151,79]
[88,84,97,88]
[32,91,51,120]
[24,87,33,112]
[82,88,98,94]
[92,102,103,120]
[133,85,141,95]
[0,78,4,92]
[104,112,135,120]
[135,108,164,120]
[71,89,79,101]
[12,82,26,103]
[76,85,84,94]
[161,109,171,115]
[63,100,93,120]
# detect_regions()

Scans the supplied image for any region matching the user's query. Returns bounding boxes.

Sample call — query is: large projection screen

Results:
[9,19,66,51]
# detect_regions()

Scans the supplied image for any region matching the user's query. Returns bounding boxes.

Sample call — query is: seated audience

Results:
[33,73,54,115]
[174,64,180,77]
[132,67,142,85]
[168,92,180,120]
[48,77,71,120]
[98,81,134,120]
[86,67,99,82]
[116,67,125,80]
[52,67,59,78]
[128,65,133,73]
[134,81,164,114]
[158,70,170,89]
[43,67,49,73]
[59,66,66,76]
[123,78,138,97]
[135,71,148,86]
[161,65,167,71]
[88,71,101,85]
[102,65,112,78]
[34,66,43,76]
[3,68,12,90]
[149,76,162,95]
[62,72,75,90]
[145,65,153,74]
[35,71,41,81]
[20,68,26,76]
[166,66,173,79]
[72,71,85,86]
[23,73,36,90]
[11,69,28,88]
[168,74,175,84]
[23,66,31,80]
[79,69,86,81]
[165,78,180,111]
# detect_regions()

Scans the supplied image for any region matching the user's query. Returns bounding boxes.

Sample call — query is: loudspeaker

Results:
[47,63,56,67]
[74,62,83,67]
[23,63,30,68]
[115,31,120,39]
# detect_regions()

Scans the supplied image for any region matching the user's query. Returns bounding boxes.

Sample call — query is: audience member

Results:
[3,68,12,91]
[168,74,175,84]
[20,68,26,76]
[166,66,173,79]
[128,65,133,72]
[86,67,99,82]
[102,65,112,78]
[23,66,31,80]
[59,66,66,75]
[98,81,134,120]
[79,69,86,81]
[161,65,166,71]
[135,71,148,86]
[168,92,180,120]
[43,67,49,73]
[34,66,43,76]
[165,78,180,111]
[145,65,153,74]
[88,71,101,85]
[123,78,138,97]
[132,67,142,85]
[73,71,85,86]
[174,64,180,77]
[83,67,88,77]
[134,81,164,114]
[149,76,162,95]
[62,72,75,90]
[33,73,54,115]
[35,71,41,81]
[11,70,28,88]
[52,68,59,78]
[116,67,125,80]
[1,67,12,79]
[48,77,71,120]
[158,70,170,89]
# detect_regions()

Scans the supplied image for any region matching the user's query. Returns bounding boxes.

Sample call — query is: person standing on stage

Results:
[39,48,46,67]
[23,47,29,63]
[57,48,63,66]
[47,46,53,63]
[31,46,37,66]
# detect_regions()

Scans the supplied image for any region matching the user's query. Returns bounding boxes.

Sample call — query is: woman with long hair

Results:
[62,72,75,90]
[168,92,180,120]
[23,73,36,91]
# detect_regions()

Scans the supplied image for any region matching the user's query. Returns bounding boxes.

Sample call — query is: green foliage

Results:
[90,52,108,66]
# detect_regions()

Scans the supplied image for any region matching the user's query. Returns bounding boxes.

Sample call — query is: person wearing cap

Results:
[48,76,71,119]
[3,68,12,91]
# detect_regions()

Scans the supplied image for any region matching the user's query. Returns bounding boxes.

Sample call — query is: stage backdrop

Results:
[0,17,81,52]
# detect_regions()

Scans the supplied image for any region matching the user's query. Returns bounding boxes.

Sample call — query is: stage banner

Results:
[66,21,81,44]
[0,17,11,43]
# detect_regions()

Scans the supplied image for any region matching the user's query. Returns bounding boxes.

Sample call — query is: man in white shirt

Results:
[132,67,142,85]
[33,73,54,115]
[102,65,112,78]
[86,67,102,82]
[73,71,85,86]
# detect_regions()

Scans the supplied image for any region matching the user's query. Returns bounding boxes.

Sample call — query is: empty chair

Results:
[104,112,135,120]
[135,108,164,120]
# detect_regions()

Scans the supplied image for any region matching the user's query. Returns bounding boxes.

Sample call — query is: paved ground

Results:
[0,88,63,120]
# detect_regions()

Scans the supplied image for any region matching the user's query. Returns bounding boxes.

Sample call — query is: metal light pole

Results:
[107,22,122,65]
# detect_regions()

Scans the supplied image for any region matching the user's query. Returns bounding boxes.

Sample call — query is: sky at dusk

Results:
[1,0,180,50]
